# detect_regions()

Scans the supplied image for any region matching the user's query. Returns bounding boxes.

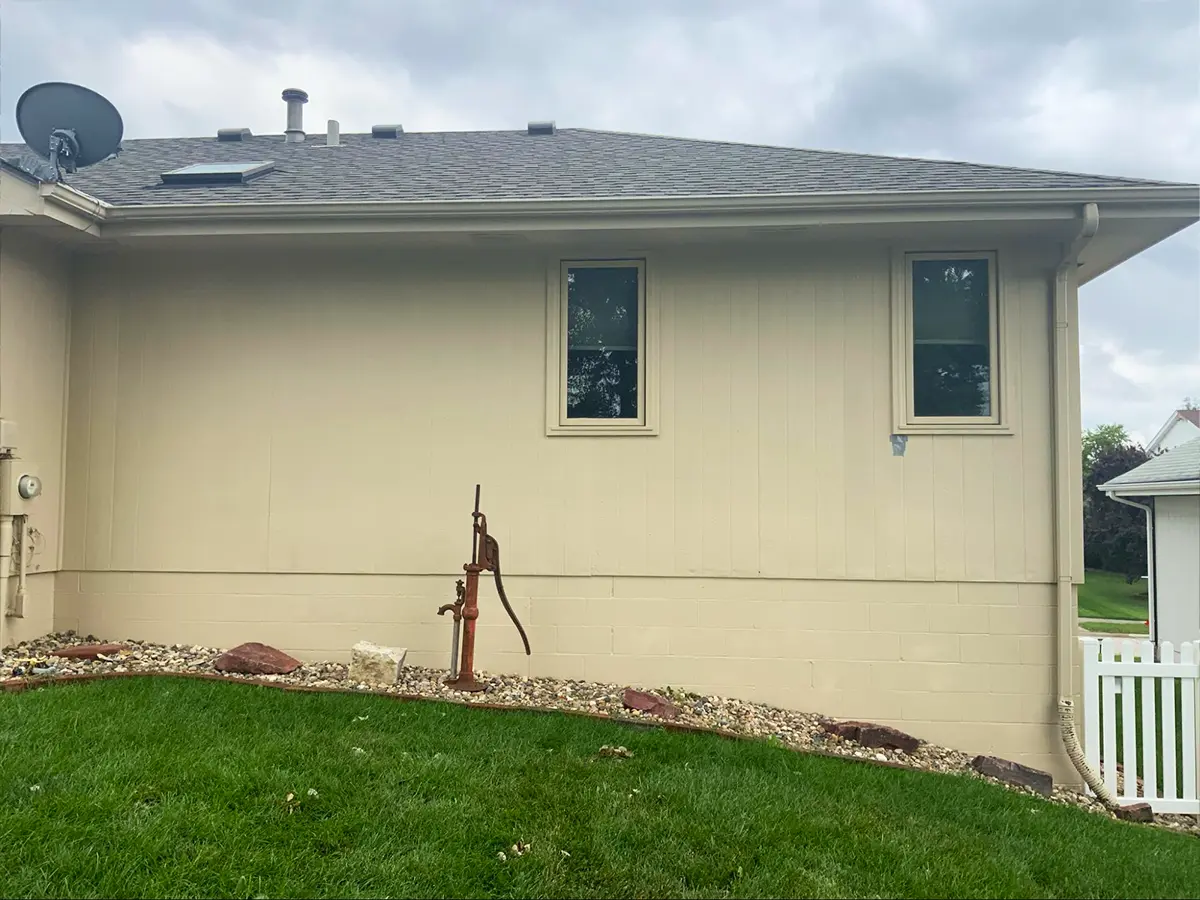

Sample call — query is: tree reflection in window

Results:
[911,258,992,418]
[565,265,639,419]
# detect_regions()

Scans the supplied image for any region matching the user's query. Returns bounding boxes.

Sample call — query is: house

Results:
[1099,436,1200,646]
[1,86,1198,784]
[1146,407,1200,454]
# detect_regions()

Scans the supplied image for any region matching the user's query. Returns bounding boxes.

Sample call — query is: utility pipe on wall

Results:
[1050,201,1118,806]
[0,514,11,651]
[12,514,27,618]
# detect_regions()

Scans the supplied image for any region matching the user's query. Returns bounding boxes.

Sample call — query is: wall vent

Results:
[217,128,252,142]
[527,121,556,136]
[371,124,403,138]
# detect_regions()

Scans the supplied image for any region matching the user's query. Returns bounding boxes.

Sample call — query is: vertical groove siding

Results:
[0,229,72,643]
[63,244,1055,583]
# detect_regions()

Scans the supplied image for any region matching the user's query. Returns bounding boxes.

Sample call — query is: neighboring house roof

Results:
[1146,408,1200,453]
[0,127,1189,209]
[1099,437,1200,496]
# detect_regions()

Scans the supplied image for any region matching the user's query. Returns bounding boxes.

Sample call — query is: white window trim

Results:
[545,256,659,436]
[890,248,1012,435]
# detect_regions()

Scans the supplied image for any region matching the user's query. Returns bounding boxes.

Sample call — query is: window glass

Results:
[911,258,992,418]
[565,265,639,419]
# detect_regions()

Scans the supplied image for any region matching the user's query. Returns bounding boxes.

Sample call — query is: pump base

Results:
[443,673,488,693]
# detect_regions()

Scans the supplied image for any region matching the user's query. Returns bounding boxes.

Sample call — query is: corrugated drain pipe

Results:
[1052,201,1117,807]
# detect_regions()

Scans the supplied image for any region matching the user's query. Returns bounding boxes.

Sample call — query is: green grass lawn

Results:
[1080,620,1150,635]
[1,678,1197,900]
[1078,569,1149,621]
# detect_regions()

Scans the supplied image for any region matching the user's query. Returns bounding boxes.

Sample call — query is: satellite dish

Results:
[15,81,124,181]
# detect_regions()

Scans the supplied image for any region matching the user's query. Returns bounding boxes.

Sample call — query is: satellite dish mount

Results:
[48,128,81,178]
[15,81,124,183]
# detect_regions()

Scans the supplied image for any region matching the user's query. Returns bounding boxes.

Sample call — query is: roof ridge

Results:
[566,128,1189,187]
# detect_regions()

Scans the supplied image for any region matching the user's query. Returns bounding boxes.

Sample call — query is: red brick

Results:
[50,643,128,660]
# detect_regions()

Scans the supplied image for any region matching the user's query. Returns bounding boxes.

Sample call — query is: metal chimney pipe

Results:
[326,119,340,146]
[282,88,308,142]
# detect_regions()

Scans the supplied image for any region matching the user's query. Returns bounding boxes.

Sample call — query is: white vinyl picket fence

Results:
[1081,637,1199,814]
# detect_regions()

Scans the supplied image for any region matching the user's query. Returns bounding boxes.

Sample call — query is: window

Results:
[159,161,275,184]
[892,250,1008,433]
[545,258,658,435]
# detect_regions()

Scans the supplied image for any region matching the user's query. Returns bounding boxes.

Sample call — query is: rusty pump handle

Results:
[481,529,531,656]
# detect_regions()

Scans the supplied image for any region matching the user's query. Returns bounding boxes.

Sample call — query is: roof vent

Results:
[371,124,403,138]
[527,121,555,136]
[217,127,252,142]
[326,119,340,147]
[282,88,308,142]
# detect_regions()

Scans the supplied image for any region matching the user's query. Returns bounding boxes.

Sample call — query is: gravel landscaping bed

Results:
[4,630,1196,838]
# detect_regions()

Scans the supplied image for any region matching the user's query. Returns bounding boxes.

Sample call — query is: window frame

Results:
[544,256,659,436]
[890,248,1011,435]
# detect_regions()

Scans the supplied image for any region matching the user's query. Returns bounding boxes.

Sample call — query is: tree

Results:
[1082,423,1130,482]
[1082,431,1152,582]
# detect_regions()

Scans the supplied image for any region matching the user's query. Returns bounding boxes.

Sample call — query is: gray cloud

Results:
[2,0,1196,438]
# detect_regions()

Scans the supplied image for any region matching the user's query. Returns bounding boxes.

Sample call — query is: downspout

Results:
[1052,201,1118,806]
[1106,493,1156,642]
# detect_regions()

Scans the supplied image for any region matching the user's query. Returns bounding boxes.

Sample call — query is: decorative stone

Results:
[50,643,128,660]
[1114,802,1154,824]
[348,641,407,685]
[621,687,682,720]
[821,720,921,755]
[969,755,1054,797]
[212,642,300,675]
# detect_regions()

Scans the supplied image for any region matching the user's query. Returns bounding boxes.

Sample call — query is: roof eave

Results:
[88,183,1200,223]
[1100,479,1200,497]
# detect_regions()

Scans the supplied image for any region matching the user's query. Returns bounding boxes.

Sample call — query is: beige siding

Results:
[55,241,1070,776]
[63,244,1056,581]
[0,228,72,643]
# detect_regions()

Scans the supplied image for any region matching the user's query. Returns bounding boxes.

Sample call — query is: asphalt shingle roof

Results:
[1100,437,1200,491]
[1,127,1188,209]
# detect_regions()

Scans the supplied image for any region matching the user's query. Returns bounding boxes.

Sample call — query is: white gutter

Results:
[1101,480,1200,497]
[92,184,1199,223]
[1050,201,1118,806]
[38,182,110,222]
[1105,493,1156,644]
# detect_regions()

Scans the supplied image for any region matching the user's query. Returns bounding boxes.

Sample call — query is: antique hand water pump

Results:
[436,485,531,691]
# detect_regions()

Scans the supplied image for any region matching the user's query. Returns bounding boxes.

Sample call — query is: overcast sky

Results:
[2,0,1197,444]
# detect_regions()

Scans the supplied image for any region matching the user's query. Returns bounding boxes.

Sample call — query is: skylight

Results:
[160,160,275,185]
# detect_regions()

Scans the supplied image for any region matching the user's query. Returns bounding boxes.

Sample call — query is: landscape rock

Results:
[348,641,407,685]
[821,720,921,755]
[1114,802,1154,824]
[212,642,300,675]
[970,755,1054,797]
[50,643,128,660]
[622,687,682,720]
